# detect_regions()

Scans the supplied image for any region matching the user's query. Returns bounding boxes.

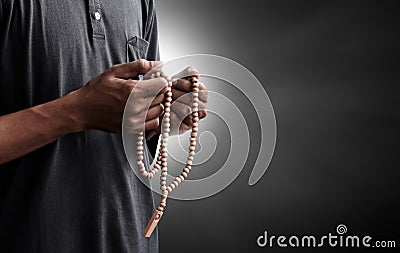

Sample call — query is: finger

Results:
[171,66,199,80]
[169,111,191,135]
[198,108,207,119]
[198,83,208,103]
[135,77,168,97]
[171,100,192,122]
[150,93,165,107]
[172,88,208,104]
[172,78,192,92]
[146,104,164,121]
[112,59,163,79]
[171,80,207,102]
[145,117,160,131]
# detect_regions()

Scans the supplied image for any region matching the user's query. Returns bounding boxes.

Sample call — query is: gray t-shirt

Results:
[0,0,159,252]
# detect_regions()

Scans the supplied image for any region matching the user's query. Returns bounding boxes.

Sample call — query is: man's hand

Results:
[71,60,167,133]
[0,59,165,164]
[147,67,208,140]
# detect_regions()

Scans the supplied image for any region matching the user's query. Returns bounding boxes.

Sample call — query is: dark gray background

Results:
[155,0,399,252]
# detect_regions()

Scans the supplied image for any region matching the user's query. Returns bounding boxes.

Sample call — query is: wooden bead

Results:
[136,74,203,226]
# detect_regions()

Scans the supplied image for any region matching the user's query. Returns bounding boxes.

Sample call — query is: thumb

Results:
[112,59,163,79]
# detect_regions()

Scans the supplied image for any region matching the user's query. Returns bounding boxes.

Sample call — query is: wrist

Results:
[61,89,88,133]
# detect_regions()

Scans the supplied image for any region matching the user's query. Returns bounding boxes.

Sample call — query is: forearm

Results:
[0,91,85,164]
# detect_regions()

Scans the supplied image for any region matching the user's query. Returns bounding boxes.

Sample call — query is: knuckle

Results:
[130,105,141,115]
[201,90,209,102]
[149,118,159,129]
[110,64,120,73]
[137,59,146,70]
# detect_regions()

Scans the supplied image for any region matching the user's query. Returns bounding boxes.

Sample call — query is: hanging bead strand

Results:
[136,71,200,238]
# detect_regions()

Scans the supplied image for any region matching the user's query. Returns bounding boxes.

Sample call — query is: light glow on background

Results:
[156,2,212,61]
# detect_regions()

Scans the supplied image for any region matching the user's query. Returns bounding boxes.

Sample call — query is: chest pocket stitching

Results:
[126,36,149,62]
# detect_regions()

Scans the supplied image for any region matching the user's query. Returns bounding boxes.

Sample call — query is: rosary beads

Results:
[136,71,200,237]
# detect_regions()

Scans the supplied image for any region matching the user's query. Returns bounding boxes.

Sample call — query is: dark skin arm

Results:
[0,59,166,165]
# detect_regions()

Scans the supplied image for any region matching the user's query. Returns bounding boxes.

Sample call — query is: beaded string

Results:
[136,71,200,237]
